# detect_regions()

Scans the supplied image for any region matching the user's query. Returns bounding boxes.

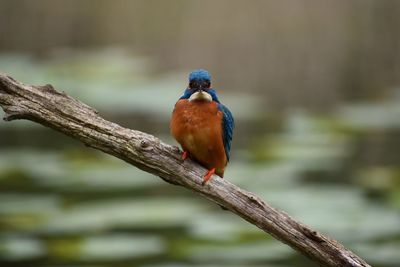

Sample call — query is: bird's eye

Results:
[189,82,194,88]
[205,81,211,88]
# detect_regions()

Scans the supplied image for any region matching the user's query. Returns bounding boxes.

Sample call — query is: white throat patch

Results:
[189,91,212,102]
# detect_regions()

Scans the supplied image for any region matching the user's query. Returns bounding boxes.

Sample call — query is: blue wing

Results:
[218,103,234,162]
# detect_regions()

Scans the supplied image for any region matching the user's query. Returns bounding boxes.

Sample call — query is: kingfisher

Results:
[170,69,234,185]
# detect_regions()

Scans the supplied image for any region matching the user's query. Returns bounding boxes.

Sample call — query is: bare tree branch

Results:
[0,73,370,267]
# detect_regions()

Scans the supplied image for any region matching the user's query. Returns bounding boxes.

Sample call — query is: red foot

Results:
[202,168,216,185]
[181,151,189,160]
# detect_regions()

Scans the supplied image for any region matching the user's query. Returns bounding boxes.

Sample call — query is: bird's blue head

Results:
[180,69,220,102]
[188,69,211,90]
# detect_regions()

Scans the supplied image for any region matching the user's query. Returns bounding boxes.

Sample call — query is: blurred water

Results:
[0,50,400,267]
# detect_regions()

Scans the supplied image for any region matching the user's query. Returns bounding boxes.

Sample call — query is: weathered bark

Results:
[0,73,370,267]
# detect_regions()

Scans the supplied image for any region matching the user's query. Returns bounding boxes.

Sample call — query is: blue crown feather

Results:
[189,69,211,82]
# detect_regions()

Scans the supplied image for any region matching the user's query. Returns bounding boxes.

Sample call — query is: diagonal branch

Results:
[0,73,370,267]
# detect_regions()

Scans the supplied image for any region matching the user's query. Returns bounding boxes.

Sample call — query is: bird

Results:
[170,69,234,185]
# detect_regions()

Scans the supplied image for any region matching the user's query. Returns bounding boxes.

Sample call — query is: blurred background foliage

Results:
[0,1,399,267]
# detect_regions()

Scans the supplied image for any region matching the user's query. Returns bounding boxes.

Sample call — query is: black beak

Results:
[189,80,209,91]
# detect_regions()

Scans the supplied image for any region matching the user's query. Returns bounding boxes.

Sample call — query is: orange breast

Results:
[170,99,227,176]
